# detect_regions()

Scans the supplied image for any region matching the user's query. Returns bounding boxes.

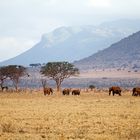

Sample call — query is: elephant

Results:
[62,88,71,95]
[72,89,80,95]
[109,86,121,96]
[132,87,140,96]
[43,87,53,95]
[1,86,8,92]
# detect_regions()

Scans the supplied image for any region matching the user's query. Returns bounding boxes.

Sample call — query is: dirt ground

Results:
[0,90,140,140]
[78,70,140,79]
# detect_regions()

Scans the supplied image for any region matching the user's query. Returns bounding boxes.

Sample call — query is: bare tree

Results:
[40,62,79,92]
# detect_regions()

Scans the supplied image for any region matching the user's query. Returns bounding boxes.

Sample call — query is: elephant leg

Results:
[113,91,115,96]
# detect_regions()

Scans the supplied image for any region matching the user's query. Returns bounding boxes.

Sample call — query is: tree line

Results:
[0,62,79,92]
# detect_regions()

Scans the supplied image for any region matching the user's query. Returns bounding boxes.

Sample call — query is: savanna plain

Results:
[0,90,140,140]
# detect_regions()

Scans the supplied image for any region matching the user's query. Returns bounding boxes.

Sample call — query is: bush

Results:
[89,85,95,91]
[1,122,15,133]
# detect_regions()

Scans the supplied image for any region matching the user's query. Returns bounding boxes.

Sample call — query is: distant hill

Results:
[1,19,140,66]
[74,31,140,70]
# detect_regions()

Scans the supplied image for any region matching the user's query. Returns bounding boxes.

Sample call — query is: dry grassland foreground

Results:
[0,91,140,140]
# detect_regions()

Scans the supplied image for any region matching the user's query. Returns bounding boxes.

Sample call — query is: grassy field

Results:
[0,90,140,140]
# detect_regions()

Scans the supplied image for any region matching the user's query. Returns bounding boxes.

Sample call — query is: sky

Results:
[0,0,140,62]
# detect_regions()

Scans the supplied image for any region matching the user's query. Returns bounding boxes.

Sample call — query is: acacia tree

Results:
[6,65,27,91]
[0,66,9,90]
[40,62,79,92]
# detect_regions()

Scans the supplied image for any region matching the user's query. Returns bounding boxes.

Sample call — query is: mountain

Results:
[74,31,140,70]
[1,19,140,66]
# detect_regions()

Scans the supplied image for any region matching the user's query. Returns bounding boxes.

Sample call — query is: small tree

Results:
[6,65,27,91]
[41,79,48,89]
[40,62,79,92]
[0,66,9,90]
[89,85,95,91]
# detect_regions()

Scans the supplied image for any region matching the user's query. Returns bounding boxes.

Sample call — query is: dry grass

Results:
[0,90,140,140]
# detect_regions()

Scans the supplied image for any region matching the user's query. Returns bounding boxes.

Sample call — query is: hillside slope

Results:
[74,31,140,70]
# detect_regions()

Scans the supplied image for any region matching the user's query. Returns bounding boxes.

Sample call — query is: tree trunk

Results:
[56,82,61,91]
[15,84,18,92]
[56,85,60,92]
[56,80,61,95]
[0,79,4,92]
[14,79,19,92]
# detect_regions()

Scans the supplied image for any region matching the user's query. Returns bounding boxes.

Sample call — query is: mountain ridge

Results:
[74,31,140,70]
[1,19,140,66]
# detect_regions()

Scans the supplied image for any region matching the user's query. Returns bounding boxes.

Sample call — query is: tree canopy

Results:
[41,62,79,91]
[5,65,27,91]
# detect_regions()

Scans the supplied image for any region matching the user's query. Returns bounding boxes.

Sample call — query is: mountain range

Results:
[1,19,140,66]
[74,30,140,70]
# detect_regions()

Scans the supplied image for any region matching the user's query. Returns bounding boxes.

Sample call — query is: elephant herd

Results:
[109,86,140,96]
[43,86,140,97]
[63,88,80,95]
[43,88,80,96]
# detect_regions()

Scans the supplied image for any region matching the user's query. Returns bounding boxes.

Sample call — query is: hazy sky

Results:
[0,0,140,61]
